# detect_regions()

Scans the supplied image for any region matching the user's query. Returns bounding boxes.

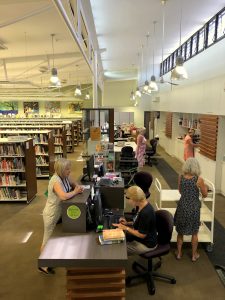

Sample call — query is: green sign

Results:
[67,205,81,220]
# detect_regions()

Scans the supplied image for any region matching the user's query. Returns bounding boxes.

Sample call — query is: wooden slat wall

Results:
[199,115,218,161]
[165,112,173,139]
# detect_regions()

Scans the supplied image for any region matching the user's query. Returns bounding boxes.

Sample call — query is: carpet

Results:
[155,158,178,189]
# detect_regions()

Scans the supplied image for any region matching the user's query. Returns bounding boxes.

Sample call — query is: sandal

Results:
[192,253,200,262]
[38,267,55,275]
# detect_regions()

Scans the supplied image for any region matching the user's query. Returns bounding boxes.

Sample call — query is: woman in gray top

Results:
[39,158,83,274]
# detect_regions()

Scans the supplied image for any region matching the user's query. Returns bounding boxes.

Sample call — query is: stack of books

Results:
[99,229,125,245]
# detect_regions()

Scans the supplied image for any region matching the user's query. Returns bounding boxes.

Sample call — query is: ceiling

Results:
[0,0,92,98]
[90,0,225,86]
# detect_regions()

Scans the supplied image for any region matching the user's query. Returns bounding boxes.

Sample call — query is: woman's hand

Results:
[112,223,128,231]
[119,217,127,225]
[74,185,84,195]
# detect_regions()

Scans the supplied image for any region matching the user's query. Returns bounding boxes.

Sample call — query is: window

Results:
[207,17,216,46]
[217,10,225,40]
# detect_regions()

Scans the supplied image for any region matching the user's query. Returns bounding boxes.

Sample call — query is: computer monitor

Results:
[100,186,124,209]
[81,155,95,182]
[93,189,103,226]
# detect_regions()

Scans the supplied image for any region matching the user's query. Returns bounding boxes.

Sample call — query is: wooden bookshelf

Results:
[165,112,173,139]
[0,138,37,203]
[199,115,218,161]
[0,130,55,178]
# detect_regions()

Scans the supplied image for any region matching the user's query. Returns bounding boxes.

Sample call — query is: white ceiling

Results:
[90,0,225,85]
[0,0,92,94]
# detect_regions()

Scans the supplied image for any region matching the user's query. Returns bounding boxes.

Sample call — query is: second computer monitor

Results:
[100,186,124,209]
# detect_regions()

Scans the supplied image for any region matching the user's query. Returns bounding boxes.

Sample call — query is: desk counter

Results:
[38,227,127,268]
[114,141,137,152]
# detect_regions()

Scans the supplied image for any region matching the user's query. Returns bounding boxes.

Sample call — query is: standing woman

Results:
[135,127,147,168]
[39,158,83,274]
[174,158,208,262]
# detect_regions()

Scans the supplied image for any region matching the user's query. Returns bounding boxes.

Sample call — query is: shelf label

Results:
[26,142,29,149]
[67,205,81,220]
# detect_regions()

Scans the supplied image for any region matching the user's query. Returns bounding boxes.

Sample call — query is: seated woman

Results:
[113,186,157,255]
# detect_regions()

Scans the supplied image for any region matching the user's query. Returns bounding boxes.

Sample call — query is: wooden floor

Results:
[0,144,224,300]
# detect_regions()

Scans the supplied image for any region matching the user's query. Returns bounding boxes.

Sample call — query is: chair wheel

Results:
[171,279,176,284]
[126,276,132,285]
[150,288,155,295]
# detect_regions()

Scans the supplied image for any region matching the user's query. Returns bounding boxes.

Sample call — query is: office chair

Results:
[133,171,153,199]
[145,138,158,166]
[119,146,138,186]
[126,210,176,295]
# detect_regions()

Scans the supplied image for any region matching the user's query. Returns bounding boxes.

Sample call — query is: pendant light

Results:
[74,65,82,96]
[143,35,151,94]
[130,90,136,101]
[49,34,61,86]
[171,0,188,80]
[135,52,142,98]
[149,21,158,92]
[85,91,90,99]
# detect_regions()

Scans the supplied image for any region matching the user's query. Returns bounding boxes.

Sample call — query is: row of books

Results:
[0,158,24,171]
[36,156,49,165]
[54,146,63,153]
[35,145,48,155]
[54,129,62,136]
[0,174,22,186]
[55,154,63,160]
[36,168,49,176]
[33,134,48,144]
[0,145,24,156]
[54,137,63,144]
[0,187,26,200]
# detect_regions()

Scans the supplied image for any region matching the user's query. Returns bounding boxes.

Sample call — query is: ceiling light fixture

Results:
[49,34,60,86]
[135,87,142,98]
[74,65,82,96]
[130,90,136,101]
[149,21,158,92]
[142,34,151,94]
[85,91,90,99]
[171,0,188,80]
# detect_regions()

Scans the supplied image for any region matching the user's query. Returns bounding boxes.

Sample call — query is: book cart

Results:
[0,130,55,178]
[0,138,37,203]
[155,177,215,252]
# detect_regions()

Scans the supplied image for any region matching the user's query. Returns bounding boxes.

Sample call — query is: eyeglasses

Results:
[125,196,130,200]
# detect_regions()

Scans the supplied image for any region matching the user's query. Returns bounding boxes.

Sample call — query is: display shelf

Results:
[155,177,215,248]
[0,138,37,203]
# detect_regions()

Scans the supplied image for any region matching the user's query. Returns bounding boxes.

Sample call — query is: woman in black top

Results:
[113,185,157,255]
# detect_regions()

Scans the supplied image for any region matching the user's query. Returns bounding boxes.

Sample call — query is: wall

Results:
[103,80,151,126]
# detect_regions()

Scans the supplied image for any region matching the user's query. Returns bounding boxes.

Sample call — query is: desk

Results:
[38,227,127,299]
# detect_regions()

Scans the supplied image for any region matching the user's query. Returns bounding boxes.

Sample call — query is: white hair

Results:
[182,158,201,176]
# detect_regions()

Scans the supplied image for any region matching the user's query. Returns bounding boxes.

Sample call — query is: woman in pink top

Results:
[135,127,147,167]
[184,129,198,161]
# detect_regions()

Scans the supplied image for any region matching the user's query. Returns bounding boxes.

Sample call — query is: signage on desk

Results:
[67,205,81,220]
[90,127,101,141]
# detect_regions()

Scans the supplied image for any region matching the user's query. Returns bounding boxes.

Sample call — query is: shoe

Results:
[38,267,55,275]
[192,253,200,262]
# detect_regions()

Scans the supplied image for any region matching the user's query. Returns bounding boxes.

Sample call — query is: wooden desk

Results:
[38,227,127,299]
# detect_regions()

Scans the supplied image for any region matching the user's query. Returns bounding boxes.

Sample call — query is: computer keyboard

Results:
[103,214,121,229]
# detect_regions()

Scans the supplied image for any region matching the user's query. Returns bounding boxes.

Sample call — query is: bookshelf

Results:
[0,124,67,160]
[63,121,74,153]
[0,138,37,203]
[0,130,55,178]
[165,112,173,139]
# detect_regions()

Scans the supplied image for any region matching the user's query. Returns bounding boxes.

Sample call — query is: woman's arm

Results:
[112,222,146,239]
[53,181,83,201]
[197,176,208,198]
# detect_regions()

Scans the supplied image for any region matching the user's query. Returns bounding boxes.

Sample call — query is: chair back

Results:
[133,171,153,198]
[121,146,134,158]
[150,139,158,154]
[155,210,174,245]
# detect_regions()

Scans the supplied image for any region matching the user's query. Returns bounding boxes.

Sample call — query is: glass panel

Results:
[207,18,216,46]
[192,33,198,55]
[186,39,191,59]
[217,10,225,40]
[198,28,205,51]
[181,44,186,59]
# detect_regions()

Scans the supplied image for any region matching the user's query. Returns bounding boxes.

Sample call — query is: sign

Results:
[90,126,101,141]
[67,205,81,220]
